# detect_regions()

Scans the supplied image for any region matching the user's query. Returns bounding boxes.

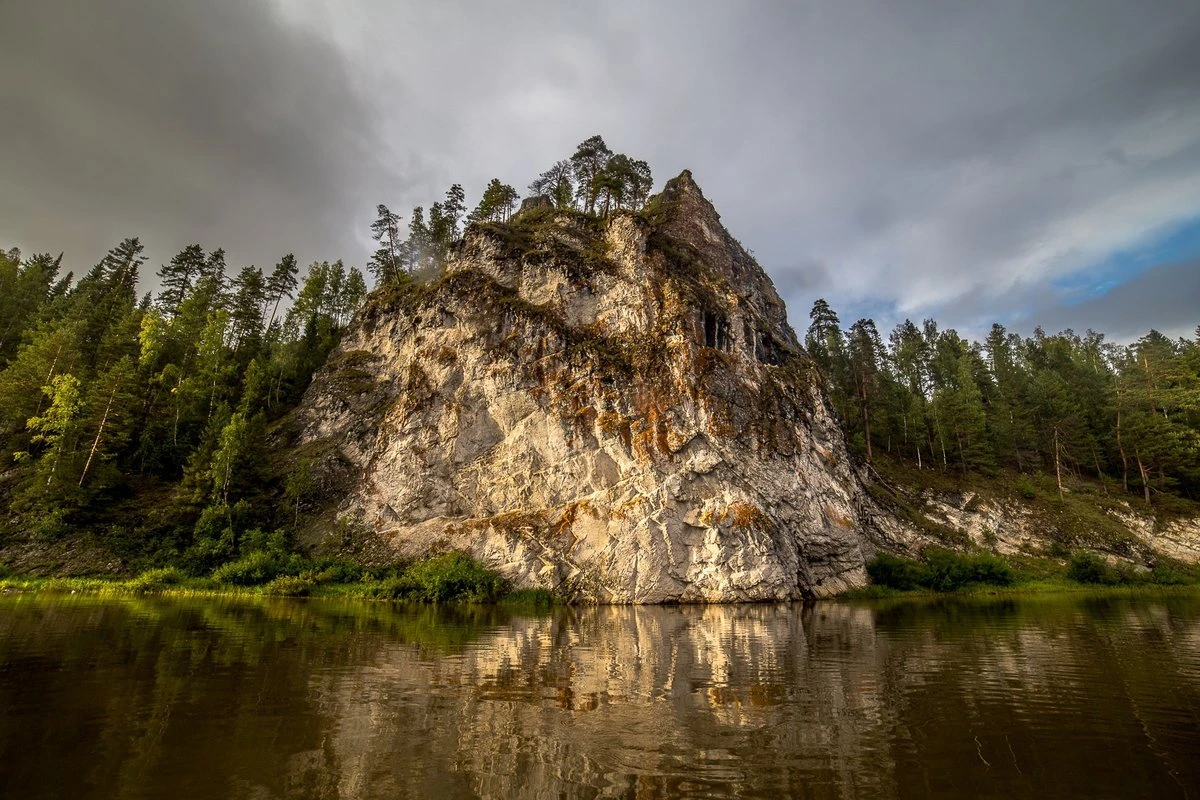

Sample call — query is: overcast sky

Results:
[3,0,1199,342]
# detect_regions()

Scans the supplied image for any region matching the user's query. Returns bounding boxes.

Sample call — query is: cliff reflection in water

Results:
[1,595,1198,799]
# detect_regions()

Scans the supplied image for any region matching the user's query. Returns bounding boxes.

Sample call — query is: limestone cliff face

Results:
[289,171,900,601]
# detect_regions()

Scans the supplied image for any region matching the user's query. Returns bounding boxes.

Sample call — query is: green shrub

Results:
[181,528,235,576]
[866,553,924,590]
[1149,564,1194,586]
[0,563,10,579]
[212,551,306,586]
[963,551,1016,587]
[404,552,505,603]
[1066,551,1118,585]
[128,566,186,593]
[311,559,364,585]
[1016,477,1037,500]
[866,549,1015,592]
[369,574,417,600]
[368,552,505,603]
[263,575,313,596]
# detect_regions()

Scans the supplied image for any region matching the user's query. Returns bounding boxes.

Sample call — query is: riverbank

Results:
[4,565,1199,606]
[0,551,556,608]
[836,548,1200,601]
[838,579,1200,601]
[3,540,1199,605]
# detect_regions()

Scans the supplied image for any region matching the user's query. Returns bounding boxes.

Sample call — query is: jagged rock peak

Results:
[287,170,903,603]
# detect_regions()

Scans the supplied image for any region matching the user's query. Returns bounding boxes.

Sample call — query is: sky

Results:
[2,0,1199,343]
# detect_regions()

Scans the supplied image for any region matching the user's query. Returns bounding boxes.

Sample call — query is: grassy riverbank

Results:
[4,546,1198,606]
[838,548,1200,600]
[0,551,555,608]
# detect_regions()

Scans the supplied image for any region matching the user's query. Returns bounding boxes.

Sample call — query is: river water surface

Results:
[1,593,1198,799]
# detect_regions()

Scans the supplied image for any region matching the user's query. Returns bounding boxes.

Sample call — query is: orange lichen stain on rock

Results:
[728,501,767,530]
[552,498,596,537]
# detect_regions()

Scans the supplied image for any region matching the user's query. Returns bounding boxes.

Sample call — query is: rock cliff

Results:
[288,171,904,602]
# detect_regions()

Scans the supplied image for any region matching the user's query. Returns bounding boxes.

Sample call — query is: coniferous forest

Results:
[805,299,1200,504]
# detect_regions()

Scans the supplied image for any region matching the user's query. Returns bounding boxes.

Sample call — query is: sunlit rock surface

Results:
[289,172,903,601]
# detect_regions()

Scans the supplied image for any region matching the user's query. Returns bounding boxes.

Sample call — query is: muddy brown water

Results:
[1,593,1198,798]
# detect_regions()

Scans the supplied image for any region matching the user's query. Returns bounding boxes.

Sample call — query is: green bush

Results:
[923,548,1015,591]
[128,566,186,593]
[404,552,505,603]
[866,553,924,590]
[369,552,505,603]
[1149,562,1197,586]
[212,551,306,586]
[263,575,313,597]
[1066,552,1118,585]
[369,574,417,601]
[311,559,364,585]
[866,549,1015,592]
[180,528,235,576]
[963,551,1016,587]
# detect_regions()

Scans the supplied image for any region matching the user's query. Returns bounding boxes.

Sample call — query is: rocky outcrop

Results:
[284,171,1199,601]
[288,171,903,602]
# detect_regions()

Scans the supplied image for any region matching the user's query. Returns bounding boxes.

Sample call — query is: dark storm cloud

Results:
[3,0,1199,339]
[0,0,410,281]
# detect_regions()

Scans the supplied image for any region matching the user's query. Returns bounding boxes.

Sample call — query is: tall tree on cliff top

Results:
[847,318,885,461]
[368,204,404,285]
[443,184,467,242]
[570,135,612,214]
[529,161,575,209]
[468,179,519,224]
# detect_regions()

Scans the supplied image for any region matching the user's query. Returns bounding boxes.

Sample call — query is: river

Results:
[1,593,1197,798]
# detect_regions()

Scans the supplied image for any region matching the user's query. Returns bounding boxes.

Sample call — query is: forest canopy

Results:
[806,299,1200,504]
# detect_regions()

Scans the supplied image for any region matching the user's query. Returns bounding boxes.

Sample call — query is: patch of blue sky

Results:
[1053,214,1200,305]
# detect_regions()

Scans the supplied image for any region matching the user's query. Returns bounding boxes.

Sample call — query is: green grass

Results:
[0,551,559,606]
[844,546,1200,601]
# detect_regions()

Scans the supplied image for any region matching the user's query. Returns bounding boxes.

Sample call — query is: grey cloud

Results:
[3,0,1199,343]
[0,0,411,282]
[1035,259,1200,342]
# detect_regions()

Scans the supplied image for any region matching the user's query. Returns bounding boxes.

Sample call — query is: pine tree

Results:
[468,180,519,224]
[156,245,206,316]
[528,161,575,209]
[229,266,267,358]
[368,205,403,284]
[443,184,466,242]
[264,254,300,334]
[570,135,612,214]
[848,318,885,461]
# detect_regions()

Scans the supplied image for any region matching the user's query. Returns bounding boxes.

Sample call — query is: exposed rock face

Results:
[289,171,903,601]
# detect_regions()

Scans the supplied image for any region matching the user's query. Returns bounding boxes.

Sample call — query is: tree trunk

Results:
[860,379,872,462]
[79,385,117,487]
[954,424,968,477]
[1092,444,1108,496]
[1135,446,1151,505]
[1116,408,1129,493]
[1053,425,1064,501]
